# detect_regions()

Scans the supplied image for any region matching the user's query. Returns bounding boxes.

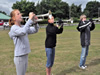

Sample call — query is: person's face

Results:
[82,17,86,21]
[48,16,54,23]
[14,10,22,22]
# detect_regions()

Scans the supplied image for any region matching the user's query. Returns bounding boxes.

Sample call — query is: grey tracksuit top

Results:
[9,19,39,56]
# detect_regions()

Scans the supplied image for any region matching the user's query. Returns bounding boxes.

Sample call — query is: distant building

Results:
[0,13,10,22]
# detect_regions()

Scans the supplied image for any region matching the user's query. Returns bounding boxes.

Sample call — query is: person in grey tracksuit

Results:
[8,9,39,75]
[77,14,95,69]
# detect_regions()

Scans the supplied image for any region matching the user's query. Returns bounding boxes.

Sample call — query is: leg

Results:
[84,45,89,65]
[45,48,53,75]
[79,46,87,67]
[86,45,89,57]
[51,48,55,67]
[14,55,28,75]
[24,55,28,74]
[46,67,51,75]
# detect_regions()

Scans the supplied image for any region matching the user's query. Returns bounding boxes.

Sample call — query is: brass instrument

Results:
[22,10,52,22]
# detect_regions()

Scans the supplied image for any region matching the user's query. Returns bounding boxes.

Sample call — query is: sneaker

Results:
[79,66,86,69]
[84,65,87,68]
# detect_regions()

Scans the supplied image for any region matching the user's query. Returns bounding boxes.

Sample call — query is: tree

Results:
[0,11,7,15]
[12,0,36,16]
[70,4,82,18]
[36,0,69,19]
[84,1,100,18]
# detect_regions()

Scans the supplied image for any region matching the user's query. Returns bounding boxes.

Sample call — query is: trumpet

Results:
[22,10,52,22]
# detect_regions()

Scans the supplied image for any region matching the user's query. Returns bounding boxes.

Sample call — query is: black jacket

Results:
[45,23,63,48]
[77,20,95,47]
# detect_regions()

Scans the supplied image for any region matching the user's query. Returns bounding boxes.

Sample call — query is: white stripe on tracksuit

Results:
[79,22,91,29]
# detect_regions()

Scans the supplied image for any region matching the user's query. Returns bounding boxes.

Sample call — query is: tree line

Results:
[2,0,100,19]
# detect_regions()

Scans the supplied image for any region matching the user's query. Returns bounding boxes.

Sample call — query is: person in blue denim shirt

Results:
[77,14,95,69]
[45,16,63,75]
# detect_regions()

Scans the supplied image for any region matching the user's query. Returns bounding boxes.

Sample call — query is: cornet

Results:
[22,10,52,22]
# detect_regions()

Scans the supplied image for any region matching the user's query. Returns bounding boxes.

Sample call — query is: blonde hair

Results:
[80,14,86,20]
[9,9,19,26]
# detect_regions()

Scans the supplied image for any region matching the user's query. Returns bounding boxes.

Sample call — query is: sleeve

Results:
[9,19,33,39]
[77,21,91,32]
[28,23,39,34]
[90,22,95,31]
[77,21,81,32]
[56,27,63,34]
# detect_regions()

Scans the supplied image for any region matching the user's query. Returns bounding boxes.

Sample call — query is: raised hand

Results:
[29,12,35,21]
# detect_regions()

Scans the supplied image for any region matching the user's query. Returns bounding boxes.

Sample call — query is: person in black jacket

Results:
[45,16,63,75]
[77,14,95,69]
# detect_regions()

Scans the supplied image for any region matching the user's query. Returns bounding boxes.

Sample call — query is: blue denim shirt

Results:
[9,19,39,56]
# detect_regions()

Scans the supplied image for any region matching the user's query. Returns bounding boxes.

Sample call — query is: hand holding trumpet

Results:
[29,12,38,24]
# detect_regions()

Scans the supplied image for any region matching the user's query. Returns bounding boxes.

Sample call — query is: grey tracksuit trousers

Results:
[14,54,28,75]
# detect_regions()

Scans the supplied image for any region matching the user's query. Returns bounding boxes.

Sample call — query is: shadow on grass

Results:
[56,66,85,75]
[87,58,100,66]
[57,58,100,75]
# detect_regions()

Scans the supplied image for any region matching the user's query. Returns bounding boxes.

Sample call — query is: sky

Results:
[0,0,100,15]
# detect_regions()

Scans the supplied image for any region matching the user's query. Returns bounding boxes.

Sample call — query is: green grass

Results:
[0,24,100,75]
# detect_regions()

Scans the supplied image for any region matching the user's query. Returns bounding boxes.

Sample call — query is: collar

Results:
[48,23,54,26]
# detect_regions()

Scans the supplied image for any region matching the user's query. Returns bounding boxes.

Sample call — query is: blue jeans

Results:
[45,48,55,68]
[79,46,89,67]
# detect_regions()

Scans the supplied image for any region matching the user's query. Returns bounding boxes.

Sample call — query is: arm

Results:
[28,23,39,34]
[56,26,63,34]
[47,25,63,35]
[9,19,33,39]
[77,21,91,32]
[89,19,95,31]
[90,22,95,31]
[77,21,81,32]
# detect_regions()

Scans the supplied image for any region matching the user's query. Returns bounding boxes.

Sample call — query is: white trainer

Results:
[79,66,86,69]
[84,65,87,68]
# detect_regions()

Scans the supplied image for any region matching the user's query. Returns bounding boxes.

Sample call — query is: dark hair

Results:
[9,9,19,26]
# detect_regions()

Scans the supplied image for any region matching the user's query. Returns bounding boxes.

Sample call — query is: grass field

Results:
[0,24,100,75]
